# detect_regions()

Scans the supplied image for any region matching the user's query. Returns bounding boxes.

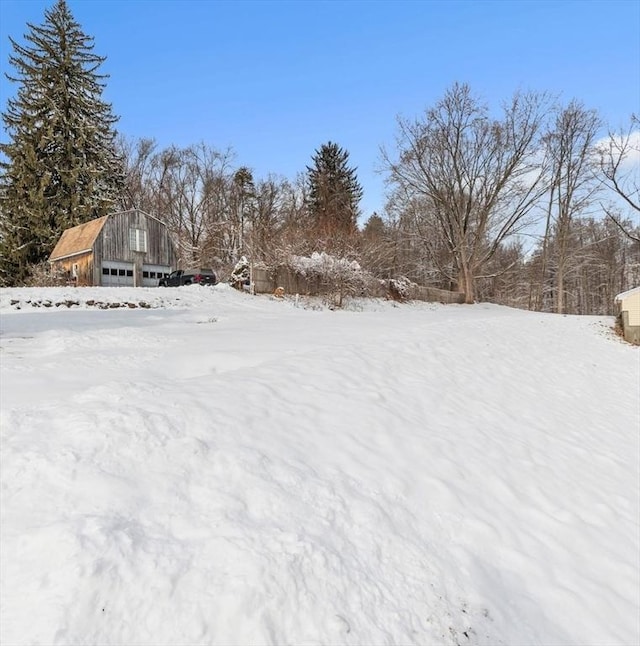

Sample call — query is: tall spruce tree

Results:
[0,0,124,285]
[306,141,363,238]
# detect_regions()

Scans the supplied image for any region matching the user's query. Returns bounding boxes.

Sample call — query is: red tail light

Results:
[194,274,202,282]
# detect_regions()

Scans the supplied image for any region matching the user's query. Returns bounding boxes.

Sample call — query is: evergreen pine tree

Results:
[306,141,363,239]
[0,0,124,285]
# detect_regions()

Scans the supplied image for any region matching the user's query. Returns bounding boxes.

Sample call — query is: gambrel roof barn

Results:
[49,209,176,287]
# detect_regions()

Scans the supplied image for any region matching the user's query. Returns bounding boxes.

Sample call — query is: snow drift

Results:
[1,285,638,646]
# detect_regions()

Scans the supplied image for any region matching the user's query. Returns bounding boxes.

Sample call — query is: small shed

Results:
[49,209,177,287]
[615,286,640,345]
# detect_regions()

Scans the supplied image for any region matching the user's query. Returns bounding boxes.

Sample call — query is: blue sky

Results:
[1,0,639,219]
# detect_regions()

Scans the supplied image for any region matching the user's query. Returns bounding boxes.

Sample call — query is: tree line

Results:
[1,0,638,315]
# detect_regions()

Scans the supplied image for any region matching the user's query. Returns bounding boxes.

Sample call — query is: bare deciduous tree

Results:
[538,101,601,313]
[156,143,235,267]
[382,83,550,303]
[597,115,640,242]
[526,216,639,315]
[117,136,158,212]
[359,212,399,279]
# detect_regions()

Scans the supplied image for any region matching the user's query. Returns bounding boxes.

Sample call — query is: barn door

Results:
[142,264,171,287]
[101,261,134,287]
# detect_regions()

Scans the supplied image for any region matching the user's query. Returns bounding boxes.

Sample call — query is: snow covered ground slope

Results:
[1,285,638,646]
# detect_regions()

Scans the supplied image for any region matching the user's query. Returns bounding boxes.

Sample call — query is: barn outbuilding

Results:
[49,209,177,287]
[615,286,640,345]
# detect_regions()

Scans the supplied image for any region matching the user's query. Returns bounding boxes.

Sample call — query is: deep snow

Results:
[1,285,638,646]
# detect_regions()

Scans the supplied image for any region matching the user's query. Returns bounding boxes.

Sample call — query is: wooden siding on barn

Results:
[49,209,177,286]
[93,210,176,267]
[52,252,93,286]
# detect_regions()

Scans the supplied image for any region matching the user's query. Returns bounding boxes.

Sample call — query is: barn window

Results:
[102,268,109,275]
[129,228,148,252]
[126,270,133,277]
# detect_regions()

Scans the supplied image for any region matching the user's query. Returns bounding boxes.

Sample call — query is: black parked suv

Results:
[158,269,217,287]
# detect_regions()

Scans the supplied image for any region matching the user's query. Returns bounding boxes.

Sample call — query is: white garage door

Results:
[101,261,134,287]
[142,264,171,287]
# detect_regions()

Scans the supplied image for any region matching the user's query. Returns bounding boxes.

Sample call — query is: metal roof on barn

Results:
[49,216,109,261]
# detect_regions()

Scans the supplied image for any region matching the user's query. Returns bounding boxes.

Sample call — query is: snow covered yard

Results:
[1,285,638,646]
